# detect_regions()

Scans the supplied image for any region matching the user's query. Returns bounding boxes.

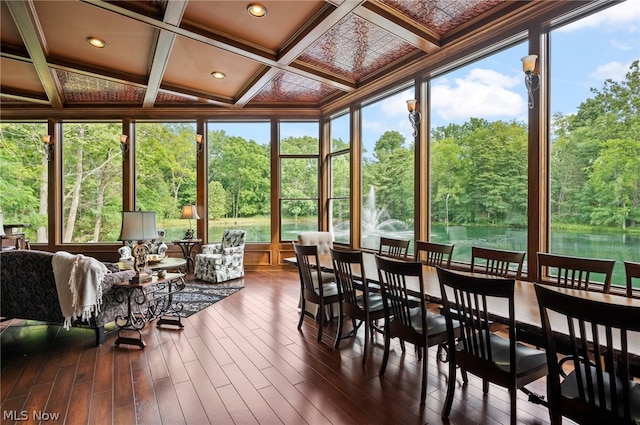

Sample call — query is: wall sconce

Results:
[521,54,540,109]
[42,135,53,161]
[120,134,129,154]
[195,134,204,159]
[406,99,421,138]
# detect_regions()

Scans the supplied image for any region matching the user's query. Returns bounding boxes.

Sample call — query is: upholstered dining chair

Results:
[331,248,385,364]
[537,252,615,293]
[624,260,640,298]
[471,246,525,278]
[194,229,246,283]
[436,266,548,425]
[293,243,339,343]
[535,283,640,425]
[414,241,454,268]
[377,237,410,260]
[375,255,452,405]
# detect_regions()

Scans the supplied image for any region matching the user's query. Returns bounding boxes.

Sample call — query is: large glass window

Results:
[0,122,49,244]
[549,1,640,288]
[136,122,196,241]
[329,112,350,244]
[280,121,319,241]
[61,122,122,243]
[429,44,530,264]
[206,122,270,242]
[361,91,415,251]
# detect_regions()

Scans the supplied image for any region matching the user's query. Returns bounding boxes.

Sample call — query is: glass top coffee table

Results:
[119,257,187,273]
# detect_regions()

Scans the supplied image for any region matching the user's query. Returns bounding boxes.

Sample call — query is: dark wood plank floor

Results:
[1,269,570,425]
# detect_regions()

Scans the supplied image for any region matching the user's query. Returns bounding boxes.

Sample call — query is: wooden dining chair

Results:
[471,246,525,278]
[375,255,451,405]
[414,240,454,268]
[377,237,410,260]
[436,266,548,425]
[293,243,339,343]
[535,283,640,425]
[624,260,640,298]
[331,248,385,364]
[537,252,615,293]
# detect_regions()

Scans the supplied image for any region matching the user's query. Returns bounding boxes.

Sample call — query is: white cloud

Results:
[431,68,526,121]
[591,60,633,81]
[559,1,640,32]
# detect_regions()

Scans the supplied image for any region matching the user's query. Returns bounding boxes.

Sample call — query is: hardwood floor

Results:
[1,269,566,425]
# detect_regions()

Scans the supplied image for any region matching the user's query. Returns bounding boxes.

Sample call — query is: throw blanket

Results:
[52,251,108,330]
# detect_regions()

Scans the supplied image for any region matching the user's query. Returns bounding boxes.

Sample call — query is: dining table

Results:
[284,251,640,367]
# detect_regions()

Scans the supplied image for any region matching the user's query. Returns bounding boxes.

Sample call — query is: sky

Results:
[209,1,639,151]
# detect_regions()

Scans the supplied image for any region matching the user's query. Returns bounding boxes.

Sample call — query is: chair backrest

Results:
[378,237,410,260]
[375,255,425,334]
[436,266,516,372]
[298,231,333,255]
[331,248,366,309]
[414,241,454,268]
[292,242,323,297]
[624,261,640,298]
[535,283,640,425]
[470,246,525,278]
[537,252,615,293]
[221,229,246,248]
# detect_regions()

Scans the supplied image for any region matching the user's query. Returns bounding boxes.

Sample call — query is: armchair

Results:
[194,230,246,283]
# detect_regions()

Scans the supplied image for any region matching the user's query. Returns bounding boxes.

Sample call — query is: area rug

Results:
[171,279,243,318]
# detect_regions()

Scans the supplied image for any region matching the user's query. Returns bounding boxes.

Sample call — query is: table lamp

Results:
[118,211,157,284]
[180,205,200,239]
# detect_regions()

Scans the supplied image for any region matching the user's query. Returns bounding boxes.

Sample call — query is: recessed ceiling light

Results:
[247,3,267,18]
[86,36,106,48]
[211,71,226,80]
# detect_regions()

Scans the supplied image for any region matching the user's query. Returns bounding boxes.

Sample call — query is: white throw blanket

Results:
[52,251,108,330]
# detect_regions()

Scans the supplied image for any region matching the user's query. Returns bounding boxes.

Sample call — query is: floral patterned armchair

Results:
[194,230,246,283]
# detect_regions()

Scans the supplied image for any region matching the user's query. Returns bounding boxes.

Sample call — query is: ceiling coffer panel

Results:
[56,70,145,103]
[251,71,341,103]
[296,14,417,82]
[379,0,507,35]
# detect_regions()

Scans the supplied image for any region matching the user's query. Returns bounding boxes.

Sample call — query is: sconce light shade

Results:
[0,212,5,237]
[42,135,53,161]
[406,99,418,112]
[195,134,204,158]
[521,54,538,74]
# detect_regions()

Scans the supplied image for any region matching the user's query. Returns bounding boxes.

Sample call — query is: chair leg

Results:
[509,388,517,425]
[441,352,457,418]
[420,345,427,405]
[483,379,489,394]
[362,319,370,365]
[298,297,306,330]
[317,302,324,343]
[379,331,391,376]
[334,303,344,349]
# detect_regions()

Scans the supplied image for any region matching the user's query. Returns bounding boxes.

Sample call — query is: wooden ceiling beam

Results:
[5,0,63,108]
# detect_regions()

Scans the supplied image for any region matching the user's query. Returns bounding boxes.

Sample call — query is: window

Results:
[329,112,350,244]
[429,44,529,264]
[0,122,49,244]
[135,122,197,241]
[280,121,319,241]
[206,122,270,242]
[361,91,415,251]
[61,122,122,243]
[549,1,640,287]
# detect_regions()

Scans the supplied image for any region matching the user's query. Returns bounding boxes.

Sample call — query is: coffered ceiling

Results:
[0,0,589,114]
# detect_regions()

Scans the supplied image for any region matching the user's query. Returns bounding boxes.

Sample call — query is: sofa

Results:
[0,249,138,346]
[194,229,246,283]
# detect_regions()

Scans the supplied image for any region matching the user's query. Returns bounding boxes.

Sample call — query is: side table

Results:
[171,239,201,272]
[113,272,185,349]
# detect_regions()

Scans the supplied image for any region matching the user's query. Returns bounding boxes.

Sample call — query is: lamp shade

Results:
[521,54,538,73]
[406,99,417,112]
[0,212,5,237]
[118,211,157,241]
[180,205,200,220]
